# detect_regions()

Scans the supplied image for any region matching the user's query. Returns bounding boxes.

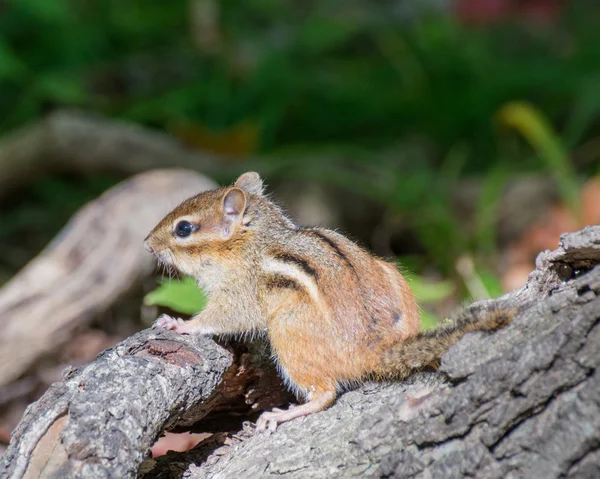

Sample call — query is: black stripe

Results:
[272,251,319,280]
[265,274,304,292]
[304,229,357,274]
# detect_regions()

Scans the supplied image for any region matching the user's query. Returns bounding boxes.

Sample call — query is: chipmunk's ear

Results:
[234,172,264,196]
[222,187,247,224]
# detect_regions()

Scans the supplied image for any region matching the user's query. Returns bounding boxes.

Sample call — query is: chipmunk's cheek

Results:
[169,255,192,277]
[156,250,171,264]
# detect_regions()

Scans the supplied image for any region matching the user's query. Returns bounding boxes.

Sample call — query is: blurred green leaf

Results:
[406,273,455,303]
[419,308,441,331]
[497,101,581,219]
[35,72,87,104]
[144,277,207,315]
[565,79,600,147]
[474,165,507,255]
[18,0,74,23]
[299,17,358,53]
[0,39,25,80]
[475,266,505,299]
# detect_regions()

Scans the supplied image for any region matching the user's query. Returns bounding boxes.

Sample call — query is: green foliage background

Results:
[1,0,599,317]
[1,1,599,154]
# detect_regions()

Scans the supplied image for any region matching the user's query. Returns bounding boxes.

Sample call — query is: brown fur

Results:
[372,307,516,380]
[145,172,514,428]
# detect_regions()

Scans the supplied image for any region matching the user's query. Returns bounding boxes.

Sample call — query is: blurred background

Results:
[1,0,599,453]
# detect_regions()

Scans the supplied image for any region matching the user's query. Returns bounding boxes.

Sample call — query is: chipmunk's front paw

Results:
[255,405,299,434]
[255,410,284,434]
[152,314,188,333]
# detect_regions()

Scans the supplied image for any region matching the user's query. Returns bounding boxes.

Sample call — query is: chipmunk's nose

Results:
[143,238,154,254]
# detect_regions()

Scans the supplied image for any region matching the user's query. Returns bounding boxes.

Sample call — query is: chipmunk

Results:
[144,172,514,432]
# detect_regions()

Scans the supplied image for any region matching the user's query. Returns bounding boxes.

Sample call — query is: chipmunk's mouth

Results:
[144,240,174,265]
[154,248,174,266]
[151,248,184,278]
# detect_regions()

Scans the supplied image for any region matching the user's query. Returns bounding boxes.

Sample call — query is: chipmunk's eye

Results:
[175,221,194,238]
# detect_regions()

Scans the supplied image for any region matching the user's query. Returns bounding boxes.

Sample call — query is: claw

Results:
[152,314,189,334]
[254,393,334,434]
[256,411,281,433]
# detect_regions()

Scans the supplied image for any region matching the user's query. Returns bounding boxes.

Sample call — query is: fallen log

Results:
[3,226,600,478]
[0,330,291,479]
[0,330,232,479]
[0,169,216,387]
[173,227,600,479]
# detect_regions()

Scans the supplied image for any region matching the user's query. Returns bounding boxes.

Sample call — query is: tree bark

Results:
[3,223,600,477]
[0,330,233,479]
[149,226,600,479]
[0,330,291,479]
[0,169,216,387]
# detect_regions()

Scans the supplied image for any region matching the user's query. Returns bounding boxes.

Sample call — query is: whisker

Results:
[160,260,169,280]
[168,251,180,282]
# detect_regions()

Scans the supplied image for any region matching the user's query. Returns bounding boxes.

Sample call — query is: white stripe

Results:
[262,257,320,301]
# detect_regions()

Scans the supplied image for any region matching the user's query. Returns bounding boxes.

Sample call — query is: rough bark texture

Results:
[0,169,216,387]
[0,330,232,479]
[0,331,292,479]
[3,225,600,478]
[148,226,600,479]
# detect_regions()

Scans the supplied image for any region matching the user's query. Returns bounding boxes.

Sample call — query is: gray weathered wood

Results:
[4,220,600,478]
[0,333,292,479]
[145,226,600,479]
[0,169,217,387]
[0,330,233,479]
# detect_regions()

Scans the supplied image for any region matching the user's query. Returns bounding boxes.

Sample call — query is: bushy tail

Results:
[373,307,516,380]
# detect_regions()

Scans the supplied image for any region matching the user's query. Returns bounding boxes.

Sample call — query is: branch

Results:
[0,330,232,478]
[0,169,216,386]
[0,330,292,479]
[151,226,600,478]
[4,219,600,477]
[0,111,225,194]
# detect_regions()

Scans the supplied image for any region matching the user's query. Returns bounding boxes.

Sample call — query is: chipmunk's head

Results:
[144,172,265,278]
